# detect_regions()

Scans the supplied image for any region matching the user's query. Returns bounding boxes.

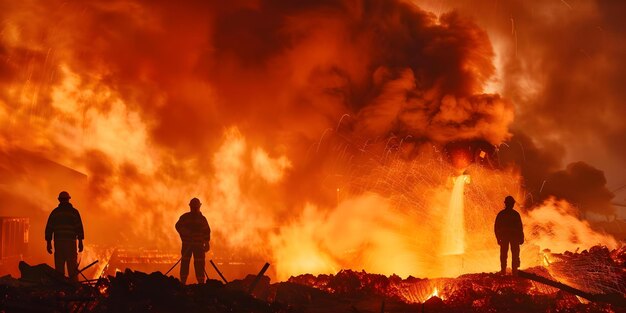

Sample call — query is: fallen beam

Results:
[209,260,229,284]
[248,262,270,294]
[518,270,626,307]
[76,260,99,282]
[78,260,99,275]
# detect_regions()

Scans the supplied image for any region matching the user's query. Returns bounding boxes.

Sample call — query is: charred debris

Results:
[0,245,624,313]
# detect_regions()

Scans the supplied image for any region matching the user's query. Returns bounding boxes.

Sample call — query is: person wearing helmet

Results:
[494,195,524,275]
[45,191,85,281]
[175,197,211,284]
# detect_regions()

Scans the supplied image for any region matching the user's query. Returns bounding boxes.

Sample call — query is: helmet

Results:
[504,195,516,205]
[58,191,71,200]
[189,198,202,208]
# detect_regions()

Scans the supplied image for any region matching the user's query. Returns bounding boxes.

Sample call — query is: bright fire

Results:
[0,0,622,284]
[429,287,441,300]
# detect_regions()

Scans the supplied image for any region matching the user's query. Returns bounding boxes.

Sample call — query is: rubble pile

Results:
[284,245,626,312]
[287,268,616,312]
[0,263,290,313]
[545,245,626,296]
[0,246,624,312]
[98,269,288,313]
[0,263,98,313]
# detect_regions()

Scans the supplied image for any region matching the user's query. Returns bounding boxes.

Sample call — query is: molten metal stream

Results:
[441,175,469,256]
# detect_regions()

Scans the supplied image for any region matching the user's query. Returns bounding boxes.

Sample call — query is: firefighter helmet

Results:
[504,195,516,206]
[189,197,202,208]
[58,191,71,200]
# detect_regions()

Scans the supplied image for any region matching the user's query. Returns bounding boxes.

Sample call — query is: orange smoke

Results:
[524,198,619,252]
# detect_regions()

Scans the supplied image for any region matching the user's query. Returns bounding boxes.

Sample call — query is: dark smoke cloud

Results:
[541,162,614,216]
[422,0,624,215]
[3,0,511,149]
[498,132,614,216]
[508,1,626,185]
[497,131,564,197]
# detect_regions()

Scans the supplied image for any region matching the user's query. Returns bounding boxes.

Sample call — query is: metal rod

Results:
[165,257,182,276]
[203,267,210,283]
[248,262,270,294]
[209,260,228,284]
[78,260,99,275]
[78,270,89,282]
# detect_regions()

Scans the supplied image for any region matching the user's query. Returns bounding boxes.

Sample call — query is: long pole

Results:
[78,260,99,275]
[209,260,229,284]
[165,257,182,276]
[203,267,210,283]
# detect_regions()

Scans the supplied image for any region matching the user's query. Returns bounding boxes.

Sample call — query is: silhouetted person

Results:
[494,195,524,275]
[45,191,84,281]
[176,198,211,284]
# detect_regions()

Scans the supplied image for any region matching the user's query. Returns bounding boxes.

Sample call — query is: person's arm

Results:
[202,217,211,251]
[494,213,502,245]
[202,217,210,241]
[45,212,54,254]
[75,210,85,252]
[516,213,524,244]
[175,215,184,235]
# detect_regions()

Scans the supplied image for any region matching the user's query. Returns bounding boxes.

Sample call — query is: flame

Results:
[429,287,441,300]
[98,284,109,295]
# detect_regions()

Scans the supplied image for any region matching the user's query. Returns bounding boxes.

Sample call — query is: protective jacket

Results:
[45,202,84,241]
[494,208,524,244]
[175,212,211,245]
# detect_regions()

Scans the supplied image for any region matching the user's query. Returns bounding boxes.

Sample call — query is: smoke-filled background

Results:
[0,0,623,280]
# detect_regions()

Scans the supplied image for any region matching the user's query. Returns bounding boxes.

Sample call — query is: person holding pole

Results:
[175,197,211,284]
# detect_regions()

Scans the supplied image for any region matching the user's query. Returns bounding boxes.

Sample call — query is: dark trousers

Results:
[54,240,78,281]
[180,243,205,284]
[499,239,520,271]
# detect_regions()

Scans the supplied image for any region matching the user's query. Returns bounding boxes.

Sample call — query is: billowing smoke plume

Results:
[540,162,614,216]
[418,0,625,216]
[498,132,615,217]
[0,0,511,242]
